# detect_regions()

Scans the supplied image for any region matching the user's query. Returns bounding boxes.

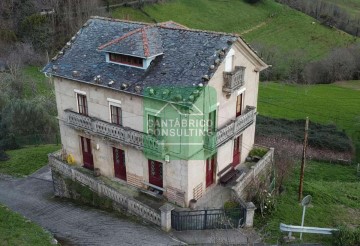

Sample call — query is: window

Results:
[148,115,161,137]
[208,110,216,133]
[110,105,122,125]
[77,94,88,115]
[109,53,143,67]
[236,94,243,117]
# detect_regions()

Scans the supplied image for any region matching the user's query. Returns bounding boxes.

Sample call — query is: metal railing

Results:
[204,106,256,150]
[171,207,245,231]
[223,66,245,93]
[64,109,165,155]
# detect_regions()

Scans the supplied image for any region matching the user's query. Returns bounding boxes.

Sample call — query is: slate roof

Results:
[43,17,242,102]
[98,26,163,58]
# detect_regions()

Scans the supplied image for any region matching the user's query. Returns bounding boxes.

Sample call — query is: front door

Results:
[113,147,126,181]
[232,135,242,167]
[206,155,216,188]
[81,136,94,170]
[148,160,163,188]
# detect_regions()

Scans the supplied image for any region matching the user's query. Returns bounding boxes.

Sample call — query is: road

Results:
[0,167,181,246]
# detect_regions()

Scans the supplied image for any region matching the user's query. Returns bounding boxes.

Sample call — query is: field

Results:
[112,0,358,62]
[257,161,360,244]
[258,81,360,160]
[0,204,53,246]
[0,145,60,177]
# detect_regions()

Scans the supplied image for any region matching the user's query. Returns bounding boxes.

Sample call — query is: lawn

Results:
[257,161,360,244]
[111,0,358,63]
[0,145,60,177]
[22,66,53,98]
[0,204,53,246]
[323,0,360,17]
[258,81,360,161]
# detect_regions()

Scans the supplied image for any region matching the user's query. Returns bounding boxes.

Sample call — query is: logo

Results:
[143,85,217,160]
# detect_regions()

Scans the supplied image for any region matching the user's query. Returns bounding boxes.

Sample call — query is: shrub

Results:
[249,147,268,158]
[0,148,9,161]
[332,225,360,246]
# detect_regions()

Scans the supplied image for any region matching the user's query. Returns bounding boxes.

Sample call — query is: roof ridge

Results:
[98,27,143,50]
[90,16,152,26]
[141,28,150,57]
[91,16,238,38]
[156,23,239,37]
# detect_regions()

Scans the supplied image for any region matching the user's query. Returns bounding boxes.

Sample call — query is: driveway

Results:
[0,166,181,246]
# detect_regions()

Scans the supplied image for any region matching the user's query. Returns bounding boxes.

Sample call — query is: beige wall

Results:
[53,38,262,206]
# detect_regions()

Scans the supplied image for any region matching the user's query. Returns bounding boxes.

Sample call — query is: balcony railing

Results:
[64,109,165,155]
[223,66,245,93]
[204,106,256,150]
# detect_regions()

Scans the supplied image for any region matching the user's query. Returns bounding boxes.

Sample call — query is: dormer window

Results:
[98,26,163,70]
[109,53,143,67]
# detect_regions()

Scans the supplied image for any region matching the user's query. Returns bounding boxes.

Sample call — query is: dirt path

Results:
[240,21,267,35]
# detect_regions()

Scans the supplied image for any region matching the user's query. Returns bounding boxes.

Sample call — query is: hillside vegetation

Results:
[112,0,358,62]
[257,161,360,244]
[258,81,360,161]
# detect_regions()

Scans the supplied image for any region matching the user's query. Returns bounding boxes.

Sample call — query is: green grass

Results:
[0,204,53,246]
[0,144,60,177]
[258,81,360,160]
[257,161,360,244]
[111,0,358,62]
[22,66,53,98]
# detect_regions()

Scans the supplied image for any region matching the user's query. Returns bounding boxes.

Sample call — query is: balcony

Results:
[204,106,256,150]
[64,109,165,155]
[223,66,245,93]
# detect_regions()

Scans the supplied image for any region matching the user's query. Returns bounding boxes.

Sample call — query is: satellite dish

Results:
[301,195,312,207]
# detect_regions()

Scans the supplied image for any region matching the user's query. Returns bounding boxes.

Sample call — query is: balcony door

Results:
[113,147,126,181]
[236,93,243,117]
[81,136,94,170]
[206,155,216,188]
[232,135,242,168]
[148,159,163,188]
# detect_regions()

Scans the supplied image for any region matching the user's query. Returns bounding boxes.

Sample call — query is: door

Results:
[113,148,126,181]
[232,135,242,167]
[206,155,216,188]
[236,94,243,117]
[148,160,163,188]
[81,136,94,170]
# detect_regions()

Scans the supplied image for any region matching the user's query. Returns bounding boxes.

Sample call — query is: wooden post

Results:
[298,117,309,202]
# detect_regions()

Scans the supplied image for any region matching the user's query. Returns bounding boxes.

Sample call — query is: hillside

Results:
[112,0,358,62]
[258,81,360,161]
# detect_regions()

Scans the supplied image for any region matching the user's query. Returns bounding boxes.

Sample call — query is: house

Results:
[43,17,268,208]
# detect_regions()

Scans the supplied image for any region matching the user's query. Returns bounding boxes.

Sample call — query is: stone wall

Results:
[49,152,162,226]
[231,147,274,200]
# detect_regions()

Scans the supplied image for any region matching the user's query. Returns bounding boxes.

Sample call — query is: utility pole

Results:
[298,117,309,202]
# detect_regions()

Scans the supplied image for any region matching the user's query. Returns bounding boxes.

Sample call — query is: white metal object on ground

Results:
[280,223,338,235]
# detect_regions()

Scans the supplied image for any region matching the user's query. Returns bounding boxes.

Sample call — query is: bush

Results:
[256,115,353,152]
[332,225,360,246]
[249,147,268,158]
[0,149,9,161]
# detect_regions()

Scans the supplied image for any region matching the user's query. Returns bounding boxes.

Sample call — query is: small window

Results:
[109,53,143,67]
[77,94,88,116]
[236,94,243,117]
[208,110,216,133]
[110,105,122,125]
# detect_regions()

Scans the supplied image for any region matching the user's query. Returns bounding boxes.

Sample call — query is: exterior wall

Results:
[206,42,260,176]
[53,38,263,207]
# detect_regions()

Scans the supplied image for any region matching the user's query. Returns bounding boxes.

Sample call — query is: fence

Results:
[171,207,245,231]
[49,152,162,226]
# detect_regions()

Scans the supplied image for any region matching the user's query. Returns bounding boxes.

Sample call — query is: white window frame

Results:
[107,98,122,124]
[74,89,86,113]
